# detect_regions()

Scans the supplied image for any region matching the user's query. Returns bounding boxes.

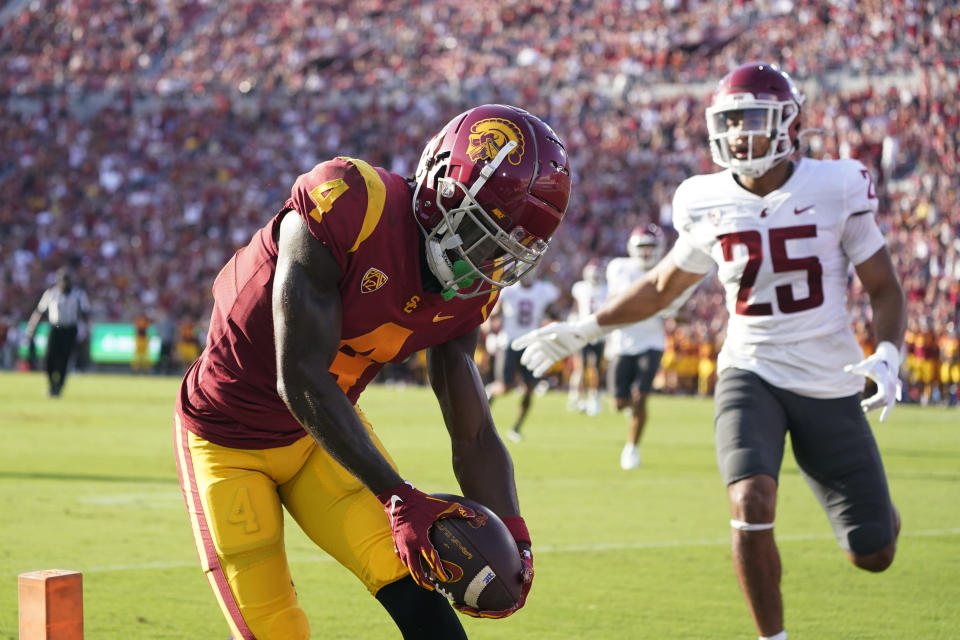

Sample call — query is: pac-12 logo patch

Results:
[361,267,388,293]
[467,118,525,166]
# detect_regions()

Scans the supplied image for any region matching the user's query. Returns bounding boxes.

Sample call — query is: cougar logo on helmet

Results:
[466,119,525,166]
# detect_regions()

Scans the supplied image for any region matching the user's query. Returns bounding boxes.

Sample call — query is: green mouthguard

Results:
[441,260,478,301]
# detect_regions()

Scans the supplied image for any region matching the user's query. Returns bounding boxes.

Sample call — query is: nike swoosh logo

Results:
[389,495,403,522]
[433,313,455,322]
[794,205,814,215]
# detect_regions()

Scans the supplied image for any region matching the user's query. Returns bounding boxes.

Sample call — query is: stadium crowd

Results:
[1,0,957,404]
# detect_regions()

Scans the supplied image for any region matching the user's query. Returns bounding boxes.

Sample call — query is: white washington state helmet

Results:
[705,62,805,179]
[627,224,663,269]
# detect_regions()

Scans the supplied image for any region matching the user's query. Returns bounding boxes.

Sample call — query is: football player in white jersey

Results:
[605,225,667,469]
[513,63,906,640]
[567,260,608,416]
[487,271,560,441]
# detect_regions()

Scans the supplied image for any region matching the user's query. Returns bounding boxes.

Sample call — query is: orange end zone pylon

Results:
[18,569,84,640]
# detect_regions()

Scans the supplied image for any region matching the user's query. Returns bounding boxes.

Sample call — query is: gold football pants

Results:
[174,410,407,639]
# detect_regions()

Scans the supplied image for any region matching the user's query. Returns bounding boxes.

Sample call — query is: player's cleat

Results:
[506,429,523,443]
[586,396,601,416]
[620,443,640,470]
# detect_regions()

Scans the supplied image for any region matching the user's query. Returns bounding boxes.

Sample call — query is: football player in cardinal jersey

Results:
[173,104,571,639]
[513,63,905,640]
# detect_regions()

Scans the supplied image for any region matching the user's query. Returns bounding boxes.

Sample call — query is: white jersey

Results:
[604,257,665,356]
[670,157,886,398]
[570,279,608,320]
[497,280,560,344]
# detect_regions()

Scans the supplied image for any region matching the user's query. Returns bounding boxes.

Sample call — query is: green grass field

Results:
[1,371,958,639]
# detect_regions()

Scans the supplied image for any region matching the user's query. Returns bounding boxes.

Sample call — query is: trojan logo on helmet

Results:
[466,118,526,166]
[412,104,571,300]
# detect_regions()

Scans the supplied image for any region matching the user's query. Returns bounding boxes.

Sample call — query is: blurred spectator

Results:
[1,2,956,404]
[132,310,151,373]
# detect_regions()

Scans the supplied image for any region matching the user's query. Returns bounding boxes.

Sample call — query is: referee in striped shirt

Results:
[25,268,90,397]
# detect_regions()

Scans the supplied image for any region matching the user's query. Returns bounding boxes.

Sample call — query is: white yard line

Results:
[81,527,960,574]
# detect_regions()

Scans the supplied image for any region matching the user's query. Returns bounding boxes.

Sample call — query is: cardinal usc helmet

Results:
[627,224,663,269]
[413,104,571,299]
[706,62,804,179]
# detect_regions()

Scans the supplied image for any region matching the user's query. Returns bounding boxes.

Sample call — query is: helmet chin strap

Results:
[425,236,456,285]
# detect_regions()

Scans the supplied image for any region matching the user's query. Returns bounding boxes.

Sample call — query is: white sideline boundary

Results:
[81,527,960,574]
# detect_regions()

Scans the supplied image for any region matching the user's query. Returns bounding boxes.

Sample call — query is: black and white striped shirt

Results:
[36,287,90,328]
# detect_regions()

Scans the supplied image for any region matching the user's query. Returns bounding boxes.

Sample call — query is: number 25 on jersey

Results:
[718,225,824,316]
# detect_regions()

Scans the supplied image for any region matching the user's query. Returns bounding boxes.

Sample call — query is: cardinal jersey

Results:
[177,157,500,448]
[497,280,559,343]
[605,257,665,356]
[670,158,886,398]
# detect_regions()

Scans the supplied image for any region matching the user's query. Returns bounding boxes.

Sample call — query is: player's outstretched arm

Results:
[512,253,703,376]
[274,212,473,588]
[845,247,907,421]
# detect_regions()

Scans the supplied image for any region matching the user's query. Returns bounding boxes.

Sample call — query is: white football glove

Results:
[843,341,902,422]
[511,316,608,378]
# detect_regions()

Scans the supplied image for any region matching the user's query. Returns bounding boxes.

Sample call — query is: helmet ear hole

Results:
[430,153,450,186]
[791,114,802,149]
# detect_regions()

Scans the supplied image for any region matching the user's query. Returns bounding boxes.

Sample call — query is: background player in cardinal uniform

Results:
[567,260,608,416]
[486,270,560,441]
[173,104,571,639]
[513,63,905,640]
[604,225,667,470]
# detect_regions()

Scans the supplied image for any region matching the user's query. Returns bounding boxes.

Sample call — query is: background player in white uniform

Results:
[567,260,608,415]
[605,225,667,469]
[514,63,905,640]
[487,272,560,441]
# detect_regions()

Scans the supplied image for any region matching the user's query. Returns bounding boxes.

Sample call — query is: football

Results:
[426,494,523,611]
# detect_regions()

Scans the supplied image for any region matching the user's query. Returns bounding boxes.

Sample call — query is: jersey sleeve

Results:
[285,157,387,268]
[841,209,887,265]
[668,179,715,274]
[35,289,52,315]
[843,159,880,217]
[543,281,560,306]
[840,160,885,265]
[570,280,585,309]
